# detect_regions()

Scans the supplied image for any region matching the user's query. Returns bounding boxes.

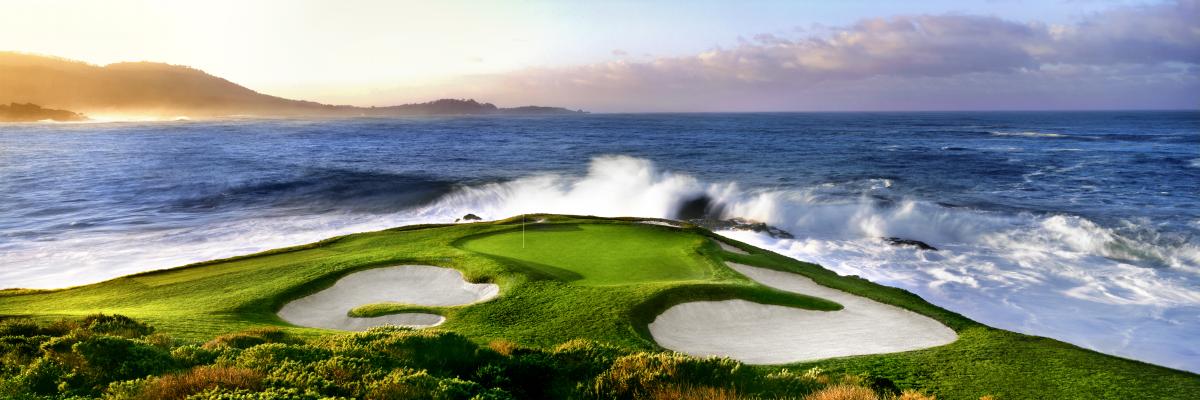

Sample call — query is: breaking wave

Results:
[418,156,1199,279]
[1,154,1196,372]
[990,130,1067,138]
[411,155,1200,371]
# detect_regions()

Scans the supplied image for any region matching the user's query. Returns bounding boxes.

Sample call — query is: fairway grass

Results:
[1,215,1196,399]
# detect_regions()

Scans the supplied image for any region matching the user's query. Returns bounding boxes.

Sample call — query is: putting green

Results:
[456,223,712,285]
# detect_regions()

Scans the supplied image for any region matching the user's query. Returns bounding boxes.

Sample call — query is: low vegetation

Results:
[1,315,964,399]
[0,215,1195,399]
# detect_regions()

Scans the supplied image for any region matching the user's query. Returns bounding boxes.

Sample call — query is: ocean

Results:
[1,111,1197,371]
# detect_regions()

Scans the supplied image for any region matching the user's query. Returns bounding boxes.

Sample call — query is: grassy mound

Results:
[0,215,1195,399]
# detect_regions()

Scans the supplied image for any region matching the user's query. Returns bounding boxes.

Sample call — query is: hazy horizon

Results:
[3,0,1197,112]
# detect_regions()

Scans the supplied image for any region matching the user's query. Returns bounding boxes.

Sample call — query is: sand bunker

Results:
[639,220,681,228]
[649,263,956,364]
[713,239,749,255]
[278,265,499,331]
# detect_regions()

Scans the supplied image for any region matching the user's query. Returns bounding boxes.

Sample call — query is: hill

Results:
[0,215,1195,399]
[0,52,583,118]
[0,102,86,122]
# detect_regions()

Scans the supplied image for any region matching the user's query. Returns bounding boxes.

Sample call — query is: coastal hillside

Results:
[0,102,86,122]
[0,215,1194,399]
[0,52,582,118]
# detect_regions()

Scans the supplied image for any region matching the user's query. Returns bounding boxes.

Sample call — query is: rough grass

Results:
[641,384,742,400]
[124,366,262,400]
[805,385,880,400]
[0,214,1196,399]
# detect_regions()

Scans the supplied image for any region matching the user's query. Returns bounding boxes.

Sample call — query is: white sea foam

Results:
[405,156,1200,371]
[990,130,1067,138]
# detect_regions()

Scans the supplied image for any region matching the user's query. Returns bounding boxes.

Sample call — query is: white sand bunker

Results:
[649,263,957,364]
[639,220,681,228]
[713,239,749,255]
[278,265,499,331]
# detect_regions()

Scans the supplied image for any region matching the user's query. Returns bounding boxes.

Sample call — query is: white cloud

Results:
[382,1,1200,111]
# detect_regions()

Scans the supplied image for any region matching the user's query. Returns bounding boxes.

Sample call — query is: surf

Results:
[409,155,1200,372]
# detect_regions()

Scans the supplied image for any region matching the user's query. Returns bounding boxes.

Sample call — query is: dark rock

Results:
[461,213,482,221]
[688,217,795,239]
[883,237,937,251]
[674,195,724,220]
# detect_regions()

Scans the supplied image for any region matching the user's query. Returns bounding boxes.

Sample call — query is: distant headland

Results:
[0,52,585,119]
[0,103,87,122]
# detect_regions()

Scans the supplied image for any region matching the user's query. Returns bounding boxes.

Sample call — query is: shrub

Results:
[865,376,901,398]
[550,339,623,377]
[640,384,742,400]
[893,389,937,400]
[204,328,298,350]
[0,316,977,400]
[171,345,221,368]
[234,344,331,371]
[804,384,879,400]
[474,352,557,399]
[106,366,262,400]
[320,328,483,376]
[102,378,147,400]
[0,319,41,337]
[593,353,747,399]
[176,386,329,400]
[262,356,385,398]
[77,314,154,338]
[750,368,825,397]
[141,333,176,350]
[0,336,47,374]
[9,357,70,396]
[365,369,493,400]
[487,339,521,356]
[69,334,176,390]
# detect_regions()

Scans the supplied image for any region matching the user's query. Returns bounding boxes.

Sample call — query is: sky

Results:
[1,0,1197,111]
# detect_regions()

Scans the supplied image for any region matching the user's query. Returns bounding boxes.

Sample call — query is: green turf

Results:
[0,215,1195,399]
[457,223,712,285]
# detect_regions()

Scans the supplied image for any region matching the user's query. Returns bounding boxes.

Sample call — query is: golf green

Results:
[457,223,712,286]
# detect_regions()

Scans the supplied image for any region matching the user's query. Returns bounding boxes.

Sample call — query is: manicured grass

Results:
[0,216,835,348]
[0,214,1196,399]
[456,223,712,285]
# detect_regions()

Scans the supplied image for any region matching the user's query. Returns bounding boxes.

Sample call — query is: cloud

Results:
[1048,0,1200,65]
[387,0,1200,111]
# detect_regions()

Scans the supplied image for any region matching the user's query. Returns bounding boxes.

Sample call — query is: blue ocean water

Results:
[1,111,1198,371]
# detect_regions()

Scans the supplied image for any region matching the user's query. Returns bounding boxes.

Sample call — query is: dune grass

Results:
[0,215,1196,399]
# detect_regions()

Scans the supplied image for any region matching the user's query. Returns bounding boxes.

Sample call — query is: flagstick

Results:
[522,215,526,249]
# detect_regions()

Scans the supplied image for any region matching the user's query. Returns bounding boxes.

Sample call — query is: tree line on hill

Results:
[0,52,584,119]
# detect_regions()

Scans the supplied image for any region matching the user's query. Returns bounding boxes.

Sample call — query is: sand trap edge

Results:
[648,262,957,364]
[278,265,499,331]
[712,239,750,255]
